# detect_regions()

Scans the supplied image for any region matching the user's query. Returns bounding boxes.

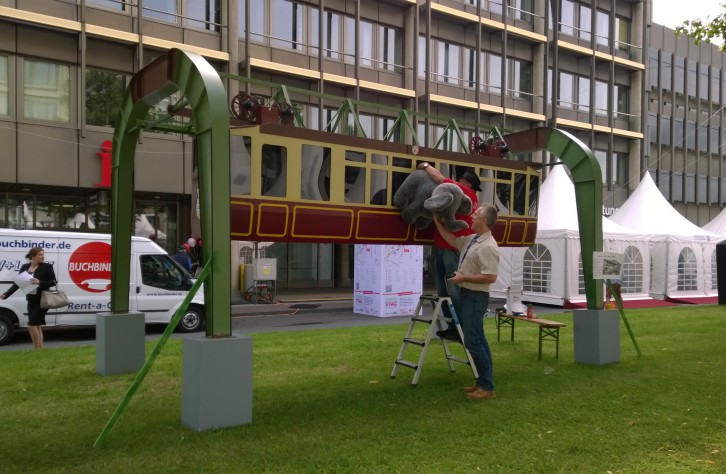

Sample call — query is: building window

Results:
[23,59,70,123]
[558,71,574,108]
[508,0,534,23]
[559,0,576,36]
[418,36,427,79]
[273,0,303,50]
[143,0,177,23]
[614,84,629,117]
[577,76,590,112]
[436,41,461,85]
[578,4,591,41]
[488,0,503,15]
[594,150,628,185]
[489,53,502,94]
[594,150,607,184]
[0,55,7,116]
[594,80,608,115]
[614,152,628,185]
[508,59,532,100]
[85,69,126,128]
[238,0,265,42]
[615,17,630,52]
[186,0,220,32]
[88,0,126,10]
[595,10,609,47]
[345,18,374,67]
[311,10,342,59]
[379,25,403,73]
[464,48,477,89]
[135,201,177,252]
[557,1,596,40]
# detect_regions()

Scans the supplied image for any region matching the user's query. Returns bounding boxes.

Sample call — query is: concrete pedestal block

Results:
[182,334,253,431]
[573,309,620,365]
[96,311,146,376]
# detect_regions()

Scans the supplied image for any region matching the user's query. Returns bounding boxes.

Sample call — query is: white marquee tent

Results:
[492,164,653,307]
[609,172,722,301]
[703,206,726,236]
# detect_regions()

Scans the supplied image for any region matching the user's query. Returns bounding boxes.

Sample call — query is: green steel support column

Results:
[504,127,603,309]
[434,119,467,151]
[382,110,419,145]
[111,49,231,336]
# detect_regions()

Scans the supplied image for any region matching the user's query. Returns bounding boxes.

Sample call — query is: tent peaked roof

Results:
[538,163,578,231]
[610,172,715,236]
[703,207,726,236]
[538,163,635,234]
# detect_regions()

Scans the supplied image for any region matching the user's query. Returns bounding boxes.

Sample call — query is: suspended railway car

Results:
[229,124,541,247]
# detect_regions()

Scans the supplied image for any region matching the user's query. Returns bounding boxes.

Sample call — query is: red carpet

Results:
[665,296,719,305]
[564,299,680,309]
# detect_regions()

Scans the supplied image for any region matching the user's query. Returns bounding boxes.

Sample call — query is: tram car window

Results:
[301,145,331,201]
[261,144,287,197]
[230,135,252,196]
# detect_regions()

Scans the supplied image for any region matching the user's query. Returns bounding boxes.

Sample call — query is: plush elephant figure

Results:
[423,182,473,232]
[393,170,472,232]
[393,170,438,230]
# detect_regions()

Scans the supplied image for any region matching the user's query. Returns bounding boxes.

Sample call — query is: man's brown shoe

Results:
[462,384,479,393]
[466,387,496,400]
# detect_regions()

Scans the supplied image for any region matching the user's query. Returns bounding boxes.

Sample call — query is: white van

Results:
[0,229,205,345]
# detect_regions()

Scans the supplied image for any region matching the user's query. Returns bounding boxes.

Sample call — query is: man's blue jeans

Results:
[435,248,461,320]
[457,288,494,391]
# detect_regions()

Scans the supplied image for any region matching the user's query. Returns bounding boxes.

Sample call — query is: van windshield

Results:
[140,254,191,291]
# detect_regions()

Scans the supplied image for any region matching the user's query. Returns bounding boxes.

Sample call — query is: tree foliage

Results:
[674,5,726,50]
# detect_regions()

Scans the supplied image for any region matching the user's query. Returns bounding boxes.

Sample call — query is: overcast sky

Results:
[652,0,724,29]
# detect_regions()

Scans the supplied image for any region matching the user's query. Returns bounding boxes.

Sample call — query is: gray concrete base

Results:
[182,334,253,432]
[573,309,620,365]
[96,311,145,376]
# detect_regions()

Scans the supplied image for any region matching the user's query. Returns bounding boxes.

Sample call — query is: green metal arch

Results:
[505,127,604,309]
[110,49,231,337]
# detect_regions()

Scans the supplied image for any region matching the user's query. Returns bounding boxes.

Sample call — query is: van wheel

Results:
[0,313,15,346]
[177,306,204,333]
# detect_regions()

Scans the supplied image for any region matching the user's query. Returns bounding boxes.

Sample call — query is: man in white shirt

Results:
[433,203,499,400]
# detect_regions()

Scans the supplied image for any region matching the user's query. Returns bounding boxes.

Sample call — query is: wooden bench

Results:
[495,314,567,360]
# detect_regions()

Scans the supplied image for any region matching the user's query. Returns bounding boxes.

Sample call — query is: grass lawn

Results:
[0,305,724,473]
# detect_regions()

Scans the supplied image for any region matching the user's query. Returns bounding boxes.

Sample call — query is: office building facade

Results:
[0,1,723,288]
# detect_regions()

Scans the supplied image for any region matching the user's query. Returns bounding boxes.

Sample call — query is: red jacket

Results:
[433,178,478,251]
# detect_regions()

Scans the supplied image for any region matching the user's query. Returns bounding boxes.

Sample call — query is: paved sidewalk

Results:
[232,287,356,316]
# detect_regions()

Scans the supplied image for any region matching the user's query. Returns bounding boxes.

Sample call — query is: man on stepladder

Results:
[416,161,479,341]
[433,204,499,400]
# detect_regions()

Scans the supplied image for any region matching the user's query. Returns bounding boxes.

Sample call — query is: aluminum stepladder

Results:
[391,295,479,386]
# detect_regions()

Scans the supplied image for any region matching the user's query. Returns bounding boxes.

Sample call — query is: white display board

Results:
[353,244,423,317]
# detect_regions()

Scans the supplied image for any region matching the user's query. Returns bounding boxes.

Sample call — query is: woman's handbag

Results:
[40,286,69,309]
